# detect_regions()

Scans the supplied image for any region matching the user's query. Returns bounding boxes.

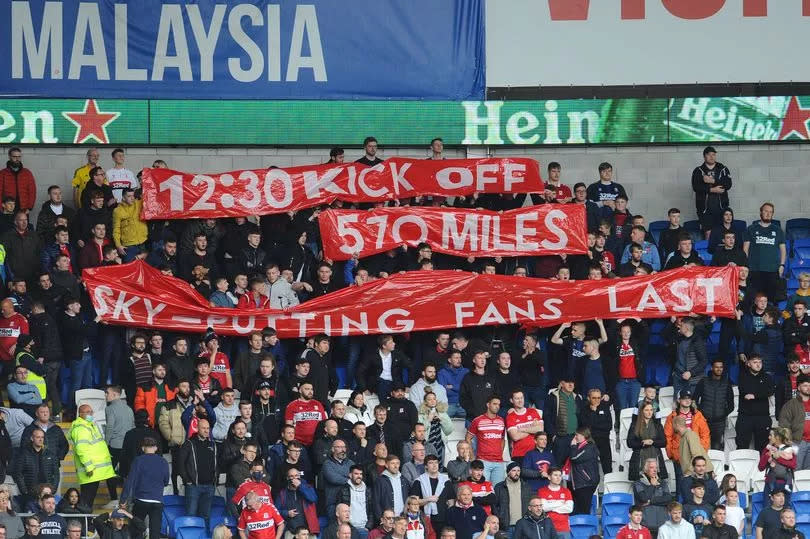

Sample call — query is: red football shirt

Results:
[618,343,637,379]
[538,485,573,532]
[232,480,273,509]
[616,524,652,539]
[546,182,572,202]
[237,503,283,539]
[198,350,230,388]
[506,408,543,458]
[284,399,326,446]
[468,414,505,462]
[0,313,28,361]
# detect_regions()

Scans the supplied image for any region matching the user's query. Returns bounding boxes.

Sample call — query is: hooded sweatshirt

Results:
[658,519,696,539]
[382,470,405,515]
[347,480,368,529]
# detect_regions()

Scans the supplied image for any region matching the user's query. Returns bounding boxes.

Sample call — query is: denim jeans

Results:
[69,350,93,408]
[616,379,641,410]
[482,460,505,485]
[356,528,369,539]
[185,484,216,527]
[376,378,393,401]
[447,403,466,419]
[122,243,145,263]
[523,385,546,410]
[798,441,810,471]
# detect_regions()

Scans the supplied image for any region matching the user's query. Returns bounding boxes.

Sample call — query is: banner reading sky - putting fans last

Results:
[319,205,588,260]
[139,157,543,220]
[83,261,738,338]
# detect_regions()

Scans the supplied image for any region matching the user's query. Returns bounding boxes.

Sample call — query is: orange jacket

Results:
[663,408,711,462]
[134,383,177,427]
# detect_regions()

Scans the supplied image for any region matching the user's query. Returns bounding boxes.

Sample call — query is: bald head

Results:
[78,404,92,418]
[0,299,14,317]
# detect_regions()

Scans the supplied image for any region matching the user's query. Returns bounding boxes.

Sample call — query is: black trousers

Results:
[735,414,770,451]
[572,486,596,515]
[594,435,613,474]
[171,447,183,495]
[708,420,726,451]
[134,500,163,539]
[108,447,121,500]
[80,480,100,508]
[750,271,782,303]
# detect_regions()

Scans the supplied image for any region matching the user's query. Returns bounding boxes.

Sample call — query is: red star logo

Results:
[62,99,120,144]
[779,96,810,140]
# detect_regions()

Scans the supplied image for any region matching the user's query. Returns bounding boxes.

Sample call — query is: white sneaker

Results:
[104,500,119,509]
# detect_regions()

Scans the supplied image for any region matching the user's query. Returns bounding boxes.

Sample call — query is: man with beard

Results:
[743,203,787,300]
[383,383,418,460]
[0,148,36,213]
[694,360,735,451]
[159,379,194,494]
[122,334,153,407]
[285,382,326,448]
[301,334,336,408]
[247,356,287,407]
[252,380,283,446]
[408,363,447,408]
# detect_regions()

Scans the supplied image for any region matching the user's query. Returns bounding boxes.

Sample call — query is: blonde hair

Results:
[772,427,792,445]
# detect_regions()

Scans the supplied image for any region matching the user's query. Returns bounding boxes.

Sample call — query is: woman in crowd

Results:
[344,390,374,426]
[417,389,452,465]
[568,427,600,514]
[627,402,668,481]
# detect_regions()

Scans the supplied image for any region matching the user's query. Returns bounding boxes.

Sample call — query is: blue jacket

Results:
[181,401,217,437]
[521,449,556,492]
[209,290,234,308]
[438,365,469,405]
[620,241,661,271]
[275,481,317,518]
[120,453,170,504]
[40,242,77,273]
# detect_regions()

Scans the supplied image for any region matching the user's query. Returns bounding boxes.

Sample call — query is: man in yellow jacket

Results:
[69,404,117,508]
[112,188,148,263]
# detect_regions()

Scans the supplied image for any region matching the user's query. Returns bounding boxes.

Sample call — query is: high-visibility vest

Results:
[15,350,46,399]
[68,417,116,484]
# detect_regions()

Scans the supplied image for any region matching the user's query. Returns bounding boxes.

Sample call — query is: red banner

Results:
[140,157,543,220]
[319,205,588,260]
[83,261,738,338]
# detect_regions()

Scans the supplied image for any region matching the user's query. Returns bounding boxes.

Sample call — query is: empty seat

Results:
[172,517,206,539]
[569,514,599,539]
[602,492,633,518]
[728,449,759,483]
[791,491,810,515]
[708,449,725,474]
[603,471,633,494]
[794,470,810,491]
[658,386,674,410]
[603,515,630,539]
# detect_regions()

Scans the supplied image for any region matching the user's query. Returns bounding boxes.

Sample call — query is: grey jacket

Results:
[105,399,135,449]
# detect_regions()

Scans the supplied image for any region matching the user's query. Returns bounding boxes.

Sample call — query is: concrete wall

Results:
[13,143,809,226]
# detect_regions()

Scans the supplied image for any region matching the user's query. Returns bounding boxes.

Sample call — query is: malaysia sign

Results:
[1,0,484,100]
[2,97,809,146]
[487,0,810,88]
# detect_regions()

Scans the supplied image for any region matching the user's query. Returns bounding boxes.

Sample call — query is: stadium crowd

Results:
[0,141,806,539]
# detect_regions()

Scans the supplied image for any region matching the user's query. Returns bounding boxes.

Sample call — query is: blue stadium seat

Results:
[791,490,810,514]
[211,496,226,508]
[569,515,599,539]
[209,515,237,534]
[172,517,206,539]
[649,220,668,245]
[738,491,747,509]
[697,250,712,264]
[694,240,709,251]
[683,220,702,243]
[163,495,185,506]
[591,493,598,515]
[603,515,630,539]
[796,247,810,261]
[163,504,187,537]
[602,493,634,518]
[787,218,810,241]
[751,492,765,524]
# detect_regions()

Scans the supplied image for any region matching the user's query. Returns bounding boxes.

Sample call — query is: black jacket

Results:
[57,311,97,360]
[512,512,558,539]
[711,247,748,267]
[569,441,600,490]
[372,473,410,523]
[664,250,705,270]
[356,348,412,394]
[611,321,649,383]
[20,422,68,461]
[694,375,735,422]
[36,201,76,244]
[120,426,160,478]
[494,479,534,529]
[93,513,146,539]
[11,442,60,496]
[459,371,498,418]
[577,402,613,437]
[303,348,337,408]
[29,311,62,363]
[338,482,374,528]
[783,314,810,348]
[626,417,668,481]
[737,368,775,417]
[692,162,732,216]
[177,436,218,485]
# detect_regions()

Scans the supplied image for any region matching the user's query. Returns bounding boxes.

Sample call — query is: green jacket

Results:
[778,396,807,443]
[69,416,116,484]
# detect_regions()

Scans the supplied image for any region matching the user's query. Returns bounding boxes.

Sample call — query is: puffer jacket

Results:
[158,398,190,448]
[11,441,60,496]
[36,200,76,243]
[569,441,600,490]
[112,199,147,247]
[512,511,558,539]
[663,407,710,462]
[0,165,36,210]
[68,416,116,485]
[20,422,69,462]
[28,311,62,363]
[40,242,78,274]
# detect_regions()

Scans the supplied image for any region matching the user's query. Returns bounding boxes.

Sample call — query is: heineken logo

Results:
[62,99,121,144]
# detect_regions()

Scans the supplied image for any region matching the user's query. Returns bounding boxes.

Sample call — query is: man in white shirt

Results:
[107,148,139,202]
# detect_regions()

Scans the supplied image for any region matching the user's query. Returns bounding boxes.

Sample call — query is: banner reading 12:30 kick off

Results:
[2,97,809,145]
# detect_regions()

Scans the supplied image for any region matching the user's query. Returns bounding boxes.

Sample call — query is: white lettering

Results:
[461,101,505,145]
[291,312,316,338]
[669,279,693,312]
[286,5,327,82]
[227,4,263,83]
[114,4,147,81]
[636,284,666,312]
[302,167,346,199]
[152,5,193,81]
[389,162,414,195]
[515,211,539,251]
[186,4,226,82]
[503,163,526,191]
[340,313,369,336]
[357,164,387,197]
[541,298,563,320]
[540,210,569,250]
[143,298,166,325]
[0,111,15,144]
[233,316,256,335]
[266,5,281,81]
[11,1,62,79]
[93,286,114,316]
[436,167,473,190]
[478,302,507,325]
[442,213,478,251]
[377,309,413,333]
[697,277,723,312]
[112,292,138,322]
[20,110,56,143]
[475,164,499,191]
[608,286,631,312]
[391,216,428,246]
[492,217,516,250]
[454,302,476,326]
[68,3,109,80]
[506,111,540,144]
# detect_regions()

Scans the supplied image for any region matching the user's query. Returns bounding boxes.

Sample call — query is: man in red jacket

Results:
[0,148,36,212]
[0,297,28,386]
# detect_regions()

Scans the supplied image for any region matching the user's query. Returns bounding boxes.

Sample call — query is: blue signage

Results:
[0,0,485,100]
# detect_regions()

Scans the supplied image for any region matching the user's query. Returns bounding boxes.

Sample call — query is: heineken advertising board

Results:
[2,97,809,146]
